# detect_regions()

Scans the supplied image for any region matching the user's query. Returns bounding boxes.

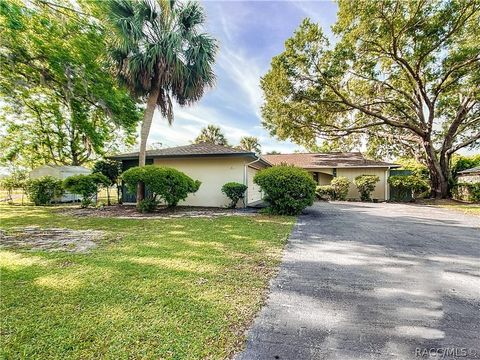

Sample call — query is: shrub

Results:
[25,176,64,205]
[316,185,335,200]
[254,165,316,215]
[453,182,480,203]
[122,166,201,210]
[221,182,248,208]
[63,173,110,208]
[354,175,380,201]
[388,175,430,200]
[138,198,158,213]
[330,176,350,200]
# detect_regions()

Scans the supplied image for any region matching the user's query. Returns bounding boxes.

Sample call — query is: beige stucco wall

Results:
[153,156,251,207]
[336,168,389,200]
[458,174,480,184]
[317,172,334,185]
[247,165,265,204]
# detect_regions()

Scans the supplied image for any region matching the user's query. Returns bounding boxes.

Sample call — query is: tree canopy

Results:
[261,0,480,197]
[0,0,141,168]
[238,136,261,154]
[194,125,229,146]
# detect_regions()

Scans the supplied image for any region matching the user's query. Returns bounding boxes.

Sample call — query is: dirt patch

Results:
[60,205,258,219]
[0,227,103,253]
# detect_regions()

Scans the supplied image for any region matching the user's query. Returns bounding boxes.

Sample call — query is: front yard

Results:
[0,205,294,359]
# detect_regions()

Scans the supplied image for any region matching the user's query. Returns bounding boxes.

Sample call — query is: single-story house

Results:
[111,143,270,207]
[457,166,480,184]
[111,143,399,207]
[263,152,399,201]
[29,165,91,202]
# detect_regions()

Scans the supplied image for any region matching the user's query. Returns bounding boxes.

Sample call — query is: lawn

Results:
[0,205,294,359]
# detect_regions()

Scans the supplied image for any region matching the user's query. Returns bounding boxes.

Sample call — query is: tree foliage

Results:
[238,136,261,154]
[92,159,122,205]
[194,125,229,146]
[254,165,316,215]
[261,0,480,198]
[0,0,141,168]
[388,174,430,199]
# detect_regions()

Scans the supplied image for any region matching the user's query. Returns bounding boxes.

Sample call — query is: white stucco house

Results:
[111,143,399,207]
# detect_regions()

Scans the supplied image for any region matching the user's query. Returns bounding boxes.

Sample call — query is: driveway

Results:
[237,202,480,360]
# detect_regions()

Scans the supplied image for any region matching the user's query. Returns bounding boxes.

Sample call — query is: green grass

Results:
[0,205,294,359]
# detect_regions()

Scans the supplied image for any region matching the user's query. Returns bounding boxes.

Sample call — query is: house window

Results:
[312,172,319,183]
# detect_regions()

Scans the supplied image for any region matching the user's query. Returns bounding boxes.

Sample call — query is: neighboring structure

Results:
[457,167,480,184]
[112,144,399,206]
[111,143,269,207]
[263,152,400,201]
[29,165,91,202]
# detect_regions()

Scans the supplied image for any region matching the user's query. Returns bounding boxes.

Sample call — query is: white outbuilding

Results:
[29,165,91,202]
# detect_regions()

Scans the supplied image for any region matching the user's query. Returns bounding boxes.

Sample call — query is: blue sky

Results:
[148,0,338,153]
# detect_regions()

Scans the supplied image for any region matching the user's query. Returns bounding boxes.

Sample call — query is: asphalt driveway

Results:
[237,202,480,360]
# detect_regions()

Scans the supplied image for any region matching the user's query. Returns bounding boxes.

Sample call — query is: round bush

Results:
[122,166,201,209]
[330,176,350,200]
[316,185,334,200]
[254,165,316,215]
[354,175,380,201]
[63,173,110,207]
[221,182,248,208]
[25,176,64,205]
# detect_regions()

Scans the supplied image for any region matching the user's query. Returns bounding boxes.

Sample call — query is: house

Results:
[263,152,400,201]
[112,144,399,207]
[29,165,91,202]
[111,143,270,207]
[457,166,480,184]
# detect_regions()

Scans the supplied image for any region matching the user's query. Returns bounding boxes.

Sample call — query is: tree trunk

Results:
[136,88,160,205]
[424,141,449,199]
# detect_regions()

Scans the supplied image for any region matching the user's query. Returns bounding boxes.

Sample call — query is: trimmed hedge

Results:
[25,176,64,205]
[316,185,335,200]
[254,165,316,215]
[354,175,380,201]
[388,174,430,200]
[330,176,350,200]
[221,182,248,208]
[453,182,480,203]
[63,173,110,207]
[122,166,201,209]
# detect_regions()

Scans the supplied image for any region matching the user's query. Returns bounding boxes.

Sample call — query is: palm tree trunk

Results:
[137,89,160,204]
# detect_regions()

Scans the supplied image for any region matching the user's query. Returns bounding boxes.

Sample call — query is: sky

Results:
[147,0,338,154]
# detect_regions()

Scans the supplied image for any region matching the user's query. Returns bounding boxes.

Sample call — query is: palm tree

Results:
[238,136,261,154]
[194,124,229,146]
[108,0,217,203]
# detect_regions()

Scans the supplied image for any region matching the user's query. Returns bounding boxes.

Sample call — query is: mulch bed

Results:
[59,205,259,219]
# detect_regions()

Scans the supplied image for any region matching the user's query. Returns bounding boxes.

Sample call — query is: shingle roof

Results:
[262,152,399,168]
[110,142,256,160]
[458,166,480,175]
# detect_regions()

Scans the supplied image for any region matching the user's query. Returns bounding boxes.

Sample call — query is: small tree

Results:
[122,166,201,211]
[354,175,380,202]
[25,176,64,206]
[63,173,110,208]
[331,176,350,201]
[221,182,248,208]
[0,170,27,202]
[92,160,122,205]
[194,125,229,146]
[254,165,316,215]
